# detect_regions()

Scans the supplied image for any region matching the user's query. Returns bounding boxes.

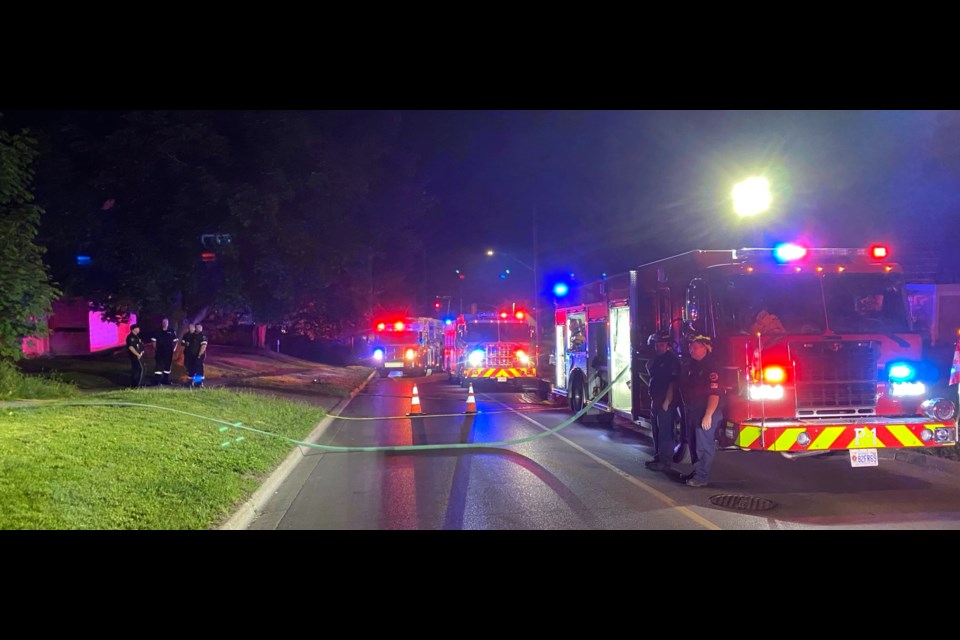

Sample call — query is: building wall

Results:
[21,298,136,357]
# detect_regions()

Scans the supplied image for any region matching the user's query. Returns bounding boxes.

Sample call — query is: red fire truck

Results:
[552,244,957,464]
[445,310,537,389]
[371,317,444,377]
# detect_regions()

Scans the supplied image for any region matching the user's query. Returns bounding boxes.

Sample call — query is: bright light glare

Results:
[773,243,807,262]
[733,177,772,218]
[468,349,485,366]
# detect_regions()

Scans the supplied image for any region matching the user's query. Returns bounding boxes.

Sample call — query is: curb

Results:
[218,369,377,530]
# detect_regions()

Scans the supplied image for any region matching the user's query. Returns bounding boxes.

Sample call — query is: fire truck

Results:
[445,310,537,388]
[371,317,444,377]
[552,244,957,463]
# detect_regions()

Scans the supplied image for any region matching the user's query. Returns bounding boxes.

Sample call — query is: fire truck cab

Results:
[553,245,957,461]
[445,310,537,389]
[371,317,444,377]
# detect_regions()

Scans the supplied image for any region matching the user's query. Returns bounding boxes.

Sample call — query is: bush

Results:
[0,359,80,400]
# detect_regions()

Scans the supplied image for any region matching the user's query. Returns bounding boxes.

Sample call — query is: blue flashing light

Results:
[77,255,92,266]
[888,362,915,382]
[499,273,507,279]
[373,348,384,361]
[773,243,807,263]
[553,282,569,297]
[444,318,453,325]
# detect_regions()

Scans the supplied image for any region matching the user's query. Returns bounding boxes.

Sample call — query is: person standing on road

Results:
[150,317,179,386]
[191,323,209,388]
[645,332,681,472]
[178,323,197,384]
[679,335,723,487]
[126,323,146,388]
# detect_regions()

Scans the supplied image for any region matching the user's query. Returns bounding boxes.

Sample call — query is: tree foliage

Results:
[27,110,437,336]
[0,128,61,360]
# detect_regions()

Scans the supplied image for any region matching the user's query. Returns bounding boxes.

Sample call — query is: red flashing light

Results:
[434,301,441,309]
[515,311,525,320]
[764,365,787,384]
[870,245,888,259]
[201,252,217,262]
[376,322,386,331]
[394,321,405,331]
[500,312,508,319]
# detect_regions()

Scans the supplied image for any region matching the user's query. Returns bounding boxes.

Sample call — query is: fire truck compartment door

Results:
[610,305,632,411]
[555,324,567,389]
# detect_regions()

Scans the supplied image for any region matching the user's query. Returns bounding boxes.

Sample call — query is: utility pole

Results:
[533,205,540,372]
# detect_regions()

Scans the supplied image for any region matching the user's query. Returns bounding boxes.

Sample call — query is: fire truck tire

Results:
[568,372,586,413]
[536,379,550,401]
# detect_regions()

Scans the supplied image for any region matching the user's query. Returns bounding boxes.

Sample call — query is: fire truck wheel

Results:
[568,372,586,413]
[536,379,550,401]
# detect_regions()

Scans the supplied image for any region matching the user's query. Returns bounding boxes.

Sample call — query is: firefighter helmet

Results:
[647,332,672,346]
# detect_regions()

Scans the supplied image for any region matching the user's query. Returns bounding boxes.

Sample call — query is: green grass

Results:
[0,387,327,529]
[0,360,80,400]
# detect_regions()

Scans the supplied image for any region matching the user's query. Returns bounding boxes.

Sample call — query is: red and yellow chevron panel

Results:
[733,421,957,451]
[466,368,537,379]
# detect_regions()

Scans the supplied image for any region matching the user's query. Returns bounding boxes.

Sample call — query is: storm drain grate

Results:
[708,494,777,512]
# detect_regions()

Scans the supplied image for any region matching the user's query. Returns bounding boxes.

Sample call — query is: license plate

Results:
[497,376,508,382]
[384,362,403,368]
[850,448,879,467]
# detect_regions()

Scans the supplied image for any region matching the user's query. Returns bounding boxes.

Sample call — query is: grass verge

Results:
[0,387,328,529]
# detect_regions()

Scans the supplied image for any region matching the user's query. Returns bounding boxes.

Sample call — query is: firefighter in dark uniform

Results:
[179,323,197,383]
[125,324,145,388]
[644,332,681,472]
[191,323,209,388]
[150,317,179,385]
[679,335,723,487]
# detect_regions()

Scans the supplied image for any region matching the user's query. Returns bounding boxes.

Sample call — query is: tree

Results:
[0,127,61,360]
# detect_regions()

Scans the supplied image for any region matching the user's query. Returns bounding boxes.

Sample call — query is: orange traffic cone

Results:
[465,383,477,414]
[407,384,423,416]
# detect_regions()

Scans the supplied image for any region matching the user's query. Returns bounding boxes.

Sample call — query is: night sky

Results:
[403,110,960,303]
[4,109,959,313]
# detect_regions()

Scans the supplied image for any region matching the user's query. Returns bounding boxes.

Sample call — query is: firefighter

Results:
[190,323,209,388]
[679,335,723,487]
[125,324,145,388]
[150,317,179,385]
[178,323,197,384]
[645,332,681,472]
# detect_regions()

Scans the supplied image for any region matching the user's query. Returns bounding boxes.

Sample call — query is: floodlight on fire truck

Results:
[468,349,485,366]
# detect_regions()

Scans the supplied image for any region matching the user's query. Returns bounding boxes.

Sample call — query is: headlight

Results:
[468,349,485,366]
[516,350,530,364]
[405,348,416,361]
[373,348,383,361]
[921,398,956,421]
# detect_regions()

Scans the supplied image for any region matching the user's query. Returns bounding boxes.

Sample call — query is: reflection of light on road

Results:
[380,385,416,528]
[489,397,722,530]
